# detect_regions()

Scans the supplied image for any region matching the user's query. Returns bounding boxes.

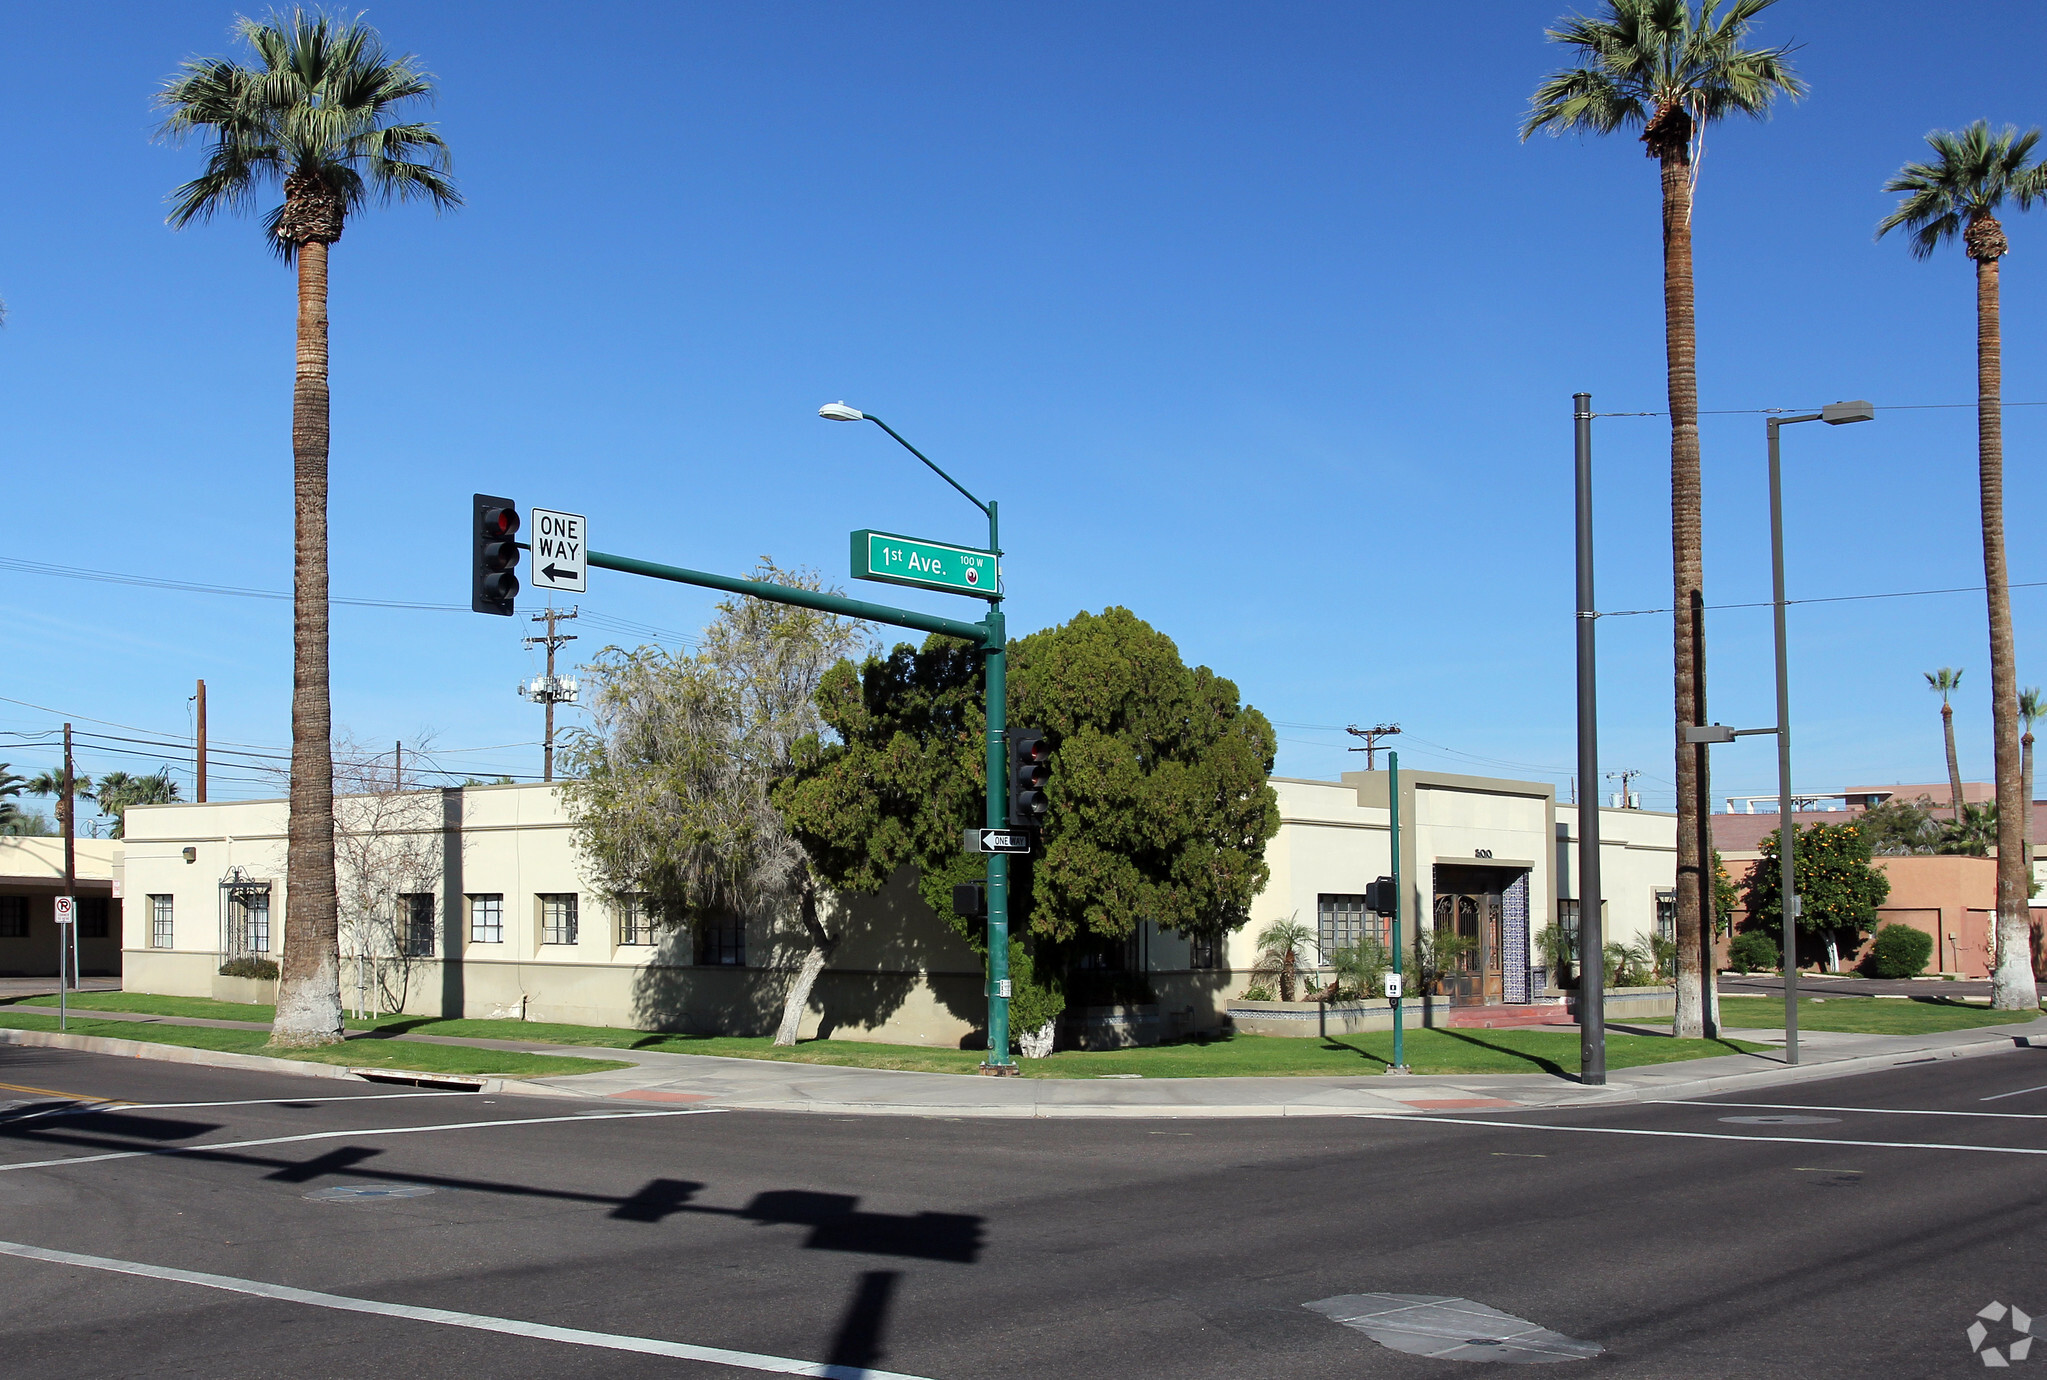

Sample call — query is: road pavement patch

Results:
[1306,1292,1602,1363]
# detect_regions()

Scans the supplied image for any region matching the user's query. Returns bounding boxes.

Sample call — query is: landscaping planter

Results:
[211,974,278,1006]
[1564,985,1675,1021]
[1057,1004,1160,1050]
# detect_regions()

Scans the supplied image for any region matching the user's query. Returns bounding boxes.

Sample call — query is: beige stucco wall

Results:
[1553,801,1676,955]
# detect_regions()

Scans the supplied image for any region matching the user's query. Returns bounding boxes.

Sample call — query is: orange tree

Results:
[1738,822,1890,971]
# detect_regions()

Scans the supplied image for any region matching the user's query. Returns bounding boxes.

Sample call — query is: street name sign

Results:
[529,509,588,593]
[963,827,1034,855]
[853,530,997,600]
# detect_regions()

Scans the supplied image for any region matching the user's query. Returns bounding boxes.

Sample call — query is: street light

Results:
[1764,400,1874,1065]
[819,403,1015,1072]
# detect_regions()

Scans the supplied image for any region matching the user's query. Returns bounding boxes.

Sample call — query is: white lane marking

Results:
[1353,1112,2047,1157]
[0,1238,932,1380]
[2,1090,471,1125]
[1981,1083,2047,1103]
[1655,1099,2047,1121]
[0,1109,718,1173]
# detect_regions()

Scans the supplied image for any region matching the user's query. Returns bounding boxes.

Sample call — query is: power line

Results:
[1593,400,2047,418]
[1597,578,2047,619]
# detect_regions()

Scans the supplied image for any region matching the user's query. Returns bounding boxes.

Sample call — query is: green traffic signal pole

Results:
[833,410,1016,1073]
[1389,750,1405,1073]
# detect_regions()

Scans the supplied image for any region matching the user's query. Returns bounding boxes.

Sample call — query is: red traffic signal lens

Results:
[481,506,520,539]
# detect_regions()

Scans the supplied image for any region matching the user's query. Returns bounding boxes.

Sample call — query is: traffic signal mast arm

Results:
[588,549,992,646]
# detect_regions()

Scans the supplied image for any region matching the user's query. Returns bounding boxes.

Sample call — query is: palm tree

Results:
[0,765,24,832]
[1882,125,2047,1011]
[156,12,459,1047]
[1253,916,1318,1003]
[2021,686,2041,873]
[93,770,183,840]
[1925,667,1968,818]
[1523,0,1803,1040]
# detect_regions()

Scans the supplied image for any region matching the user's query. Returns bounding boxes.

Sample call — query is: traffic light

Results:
[1008,728,1050,828]
[473,494,521,616]
[1364,876,1396,916]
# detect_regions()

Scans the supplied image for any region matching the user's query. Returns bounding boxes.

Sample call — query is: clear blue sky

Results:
[4,0,2045,821]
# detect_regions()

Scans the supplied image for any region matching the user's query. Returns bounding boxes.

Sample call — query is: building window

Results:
[0,897,25,938]
[540,893,579,946]
[75,898,110,940]
[228,888,271,954]
[1318,894,1390,959]
[696,913,745,966]
[1188,931,1222,970]
[468,894,503,944]
[151,895,174,949]
[1654,888,1677,944]
[401,894,435,958]
[619,896,659,946]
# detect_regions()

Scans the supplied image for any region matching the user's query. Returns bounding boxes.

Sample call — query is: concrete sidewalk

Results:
[5,1002,2040,1118]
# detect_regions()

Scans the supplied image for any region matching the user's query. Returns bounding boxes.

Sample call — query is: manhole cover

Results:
[304,1184,437,1202]
[1718,1115,1841,1125]
[1307,1293,1602,1363]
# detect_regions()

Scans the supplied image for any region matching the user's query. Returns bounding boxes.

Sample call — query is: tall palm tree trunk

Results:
[273,236,344,1045]
[1974,244,2039,1009]
[1942,700,1965,818]
[1656,119,1709,1041]
[2023,726,2034,874]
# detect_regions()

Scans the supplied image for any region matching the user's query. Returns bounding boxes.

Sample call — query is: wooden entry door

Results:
[1433,892,1505,1004]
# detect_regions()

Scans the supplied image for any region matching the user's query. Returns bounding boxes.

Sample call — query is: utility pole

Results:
[194,680,208,803]
[62,723,75,1011]
[521,606,580,782]
[1605,768,1641,808]
[1346,723,1401,771]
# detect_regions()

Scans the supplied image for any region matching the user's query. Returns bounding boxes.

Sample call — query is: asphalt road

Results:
[3,1044,2045,1377]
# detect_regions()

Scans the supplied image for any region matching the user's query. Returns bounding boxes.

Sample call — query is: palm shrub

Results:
[1329,938,1390,1001]
[1414,926,1478,996]
[1865,924,1935,980]
[1252,916,1318,1002]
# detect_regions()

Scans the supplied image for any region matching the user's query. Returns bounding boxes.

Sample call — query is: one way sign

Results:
[529,509,587,593]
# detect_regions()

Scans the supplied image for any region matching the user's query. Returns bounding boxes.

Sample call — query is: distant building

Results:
[0,837,122,978]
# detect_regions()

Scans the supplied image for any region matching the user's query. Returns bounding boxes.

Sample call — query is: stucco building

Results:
[119,771,1677,1045]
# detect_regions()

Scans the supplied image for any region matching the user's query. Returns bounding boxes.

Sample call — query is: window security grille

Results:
[77,897,109,939]
[151,895,174,949]
[696,914,745,966]
[0,897,25,938]
[619,896,658,946]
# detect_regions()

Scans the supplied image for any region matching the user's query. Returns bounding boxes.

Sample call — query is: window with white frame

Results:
[1187,931,1222,970]
[1654,888,1677,944]
[151,894,174,948]
[539,893,579,946]
[468,894,503,944]
[1318,894,1390,960]
[0,897,25,938]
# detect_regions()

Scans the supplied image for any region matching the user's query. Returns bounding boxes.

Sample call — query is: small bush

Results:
[1239,984,1275,1002]
[1865,923,1934,979]
[217,956,279,980]
[1728,931,1779,973]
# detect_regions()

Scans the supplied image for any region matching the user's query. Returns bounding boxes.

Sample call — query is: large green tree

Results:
[775,608,1280,1026]
[561,566,869,1046]
[1881,123,2047,1010]
[157,11,459,1046]
[1524,0,1803,1040]
[1740,821,1891,973]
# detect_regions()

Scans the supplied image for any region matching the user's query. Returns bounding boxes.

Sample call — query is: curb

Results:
[0,1027,538,1097]
[1597,1028,2038,1104]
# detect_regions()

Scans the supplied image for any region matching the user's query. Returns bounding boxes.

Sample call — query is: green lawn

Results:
[1716,995,2039,1035]
[11,993,1762,1078]
[0,1009,632,1078]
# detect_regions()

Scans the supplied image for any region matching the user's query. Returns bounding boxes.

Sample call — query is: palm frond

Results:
[1879,121,2046,256]
[156,8,458,251]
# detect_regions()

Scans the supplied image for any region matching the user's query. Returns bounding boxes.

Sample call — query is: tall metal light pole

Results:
[820,404,1016,1071]
[1573,394,1605,1085]
[1764,400,1875,1064]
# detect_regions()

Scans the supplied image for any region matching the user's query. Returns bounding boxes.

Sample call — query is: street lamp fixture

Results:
[1760,400,1874,1065]
[818,402,865,422]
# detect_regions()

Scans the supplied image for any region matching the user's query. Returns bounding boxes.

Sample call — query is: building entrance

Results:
[1431,864,1533,1005]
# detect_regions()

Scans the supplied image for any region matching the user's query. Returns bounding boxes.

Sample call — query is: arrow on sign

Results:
[542,564,578,583]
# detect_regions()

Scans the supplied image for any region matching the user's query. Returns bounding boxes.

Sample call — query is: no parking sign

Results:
[53,896,74,925]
